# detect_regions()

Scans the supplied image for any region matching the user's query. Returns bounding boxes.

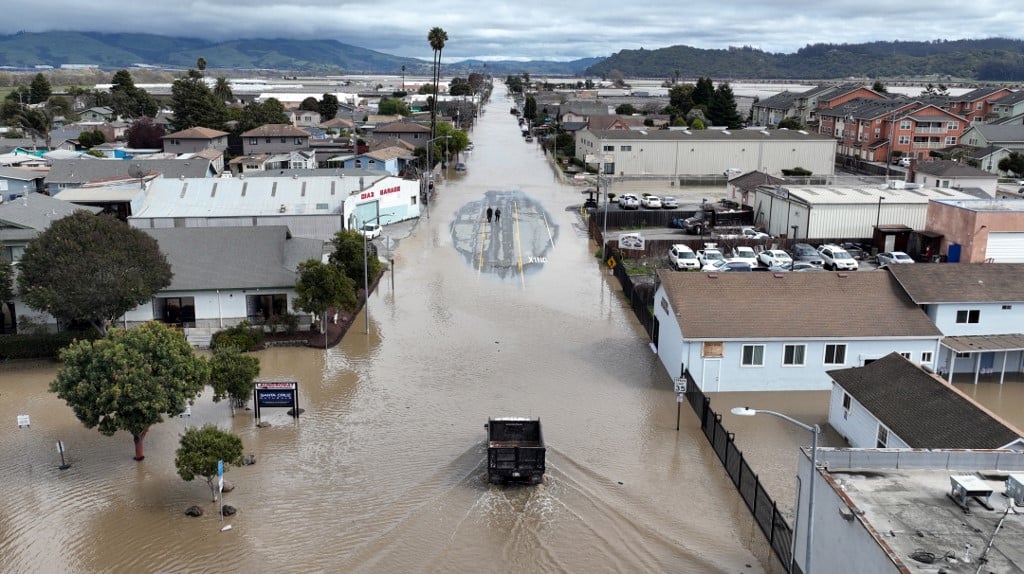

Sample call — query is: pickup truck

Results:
[486,417,546,485]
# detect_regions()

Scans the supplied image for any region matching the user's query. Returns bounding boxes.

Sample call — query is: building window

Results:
[294,138,303,145]
[876,425,889,448]
[900,120,911,130]
[947,121,959,130]
[842,392,852,411]
[977,102,984,110]
[1003,305,1013,310]
[410,196,417,206]
[945,136,957,145]
[955,309,980,324]
[956,351,970,359]
[741,345,765,366]
[603,145,614,152]
[783,344,806,366]
[898,135,910,145]
[922,351,933,363]
[620,145,632,151]
[824,344,847,365]
[249,138,258,145]
[265,138,272,143]
[899,352,911,359]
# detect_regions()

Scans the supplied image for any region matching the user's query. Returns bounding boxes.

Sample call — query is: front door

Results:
[981,352,995,371]
[702,358,722,392]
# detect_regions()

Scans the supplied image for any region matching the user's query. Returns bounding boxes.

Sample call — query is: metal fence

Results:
[685,374,799,574]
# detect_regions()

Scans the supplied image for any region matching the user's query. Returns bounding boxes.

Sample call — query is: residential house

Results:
[370,121,431,148]
[121,226,324,337]
[962,145,1013,176]
[910,159,997,197]
[79,107,115,122]
[161,126,230,154]
[0,167,46,199]
[750,90,800,127]
[887,263,1024,382]
[45,157,216,194]
[289,109,322,128]
[725,170,785,205]
[575,128,836,178]
[240,124,312,155]
[923,199,1024,263]
[652,271,942,391]
[961,124,1024,153]
[943,86,1014,123]
[820,99,967,164]
[990,91,1024,122]
[585,114,644,131]
[330,146,414,176]
[320,117,354,136]
[228,153,273,175]
[827,352,1024,450]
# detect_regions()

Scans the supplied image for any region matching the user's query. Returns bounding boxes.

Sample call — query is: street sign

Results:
[56,441,65,453]
[676,393,684,403]
[673,379,687,394]
[17,414,30,428]
[382,236,396,250]
[218,459,224,477]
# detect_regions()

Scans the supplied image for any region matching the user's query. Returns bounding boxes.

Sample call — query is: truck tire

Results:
[693,226,702,235]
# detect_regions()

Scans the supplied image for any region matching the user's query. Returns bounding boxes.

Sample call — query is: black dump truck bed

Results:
[486,417,546,485]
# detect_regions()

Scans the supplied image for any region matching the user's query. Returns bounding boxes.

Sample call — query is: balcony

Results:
[914,127,948,134]
[912,141,945,149]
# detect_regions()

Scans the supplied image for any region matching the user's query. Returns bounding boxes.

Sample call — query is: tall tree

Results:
[523,95,537,121]
[17,212,172,335]
[51,322,210,460]
[126,116,165,149]
[319,93,339,120]
[872,80,888,93]
[175,425,244,502]
[209,346,260,411]
[170,69,229,131]
[427,27,448,181]
[213,77,233,103]
[299,96,320,111]
[29,73,51,104]
[330,230,382,289]
[693,77,715,108]
[8,106,52,149]
[708,82,744,129]
[78,129,106,148]
[293,259,357,332]
[0,251,12,302]
[668,83,695,115]
[998,152,1024,177]
[232,97,288,133]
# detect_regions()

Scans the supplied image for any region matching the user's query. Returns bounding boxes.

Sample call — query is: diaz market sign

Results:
[360,185,402,201]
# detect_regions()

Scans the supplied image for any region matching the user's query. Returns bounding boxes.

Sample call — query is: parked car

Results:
[791,243,825,267]
[790,261,824,272]
[740,227,771,240]
[876,251,915,266]
[758,249,793,268]
[668,244,700,271]
[640,195,662,209]
[817,244,859,270]
[704,259,752,272]
[897,157,912,167]
[660,195,679,209]
[840,242,868,260]
[619,194,640,210]
[454,162,467,172]
[697,245,726,268]
[360,223,382,239]
[730,246,759,267]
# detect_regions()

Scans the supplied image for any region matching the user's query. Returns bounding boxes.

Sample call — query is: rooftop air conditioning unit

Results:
[1007,474,1024,506]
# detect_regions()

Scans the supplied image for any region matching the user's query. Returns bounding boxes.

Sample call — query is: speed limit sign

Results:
[673,379,687,394]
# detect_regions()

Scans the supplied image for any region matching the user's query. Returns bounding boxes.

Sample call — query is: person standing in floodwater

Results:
[486,207,493,222]
[494,208,501,223]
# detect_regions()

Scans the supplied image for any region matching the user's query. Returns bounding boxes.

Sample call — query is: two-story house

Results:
[289,109,322,128]
[79,106,115,122]
[989,91,1024,124]
[652,271,942,391]
[887,263,1024,384]
[961,124,1024,153]
[240,124,311,155]
[910,159,997,196]
[161,126,230,154]
[370,121,431,148]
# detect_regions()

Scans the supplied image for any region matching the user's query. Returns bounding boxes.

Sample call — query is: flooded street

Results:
[0,84,775,574]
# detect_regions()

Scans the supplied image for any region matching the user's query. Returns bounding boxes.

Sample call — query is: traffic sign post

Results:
[673,379,687,431]
[56,441,70,470]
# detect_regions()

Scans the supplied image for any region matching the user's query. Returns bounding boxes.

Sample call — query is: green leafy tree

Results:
[109,69,158,118]
[418,83,434,95]
[213,78,233,103]
[693,77,714,108]
[449,77,472,96]
[209,346,260,411]
[668,84,695,115]
[523,95,537,121]
[232,98,288,133]
[8,107,53,149]
[299,96,320,111]
[872,80,888,93]
[29,73,51,104]
[378,97,410,116]
[175,424,244,501]
[708,82,743,129]
[777,116,805,130]
[690,117,706,130]
[78,129,106,148]
[196,57,207,72]
[615,103,637,115]
[17,212,172,335]
[998,151,1024,177]
[294,259,358,332]
[51,322,210,460]
[0,250,13,302]
[330,230,382,289]
[127,116,165,149]
[319,93,339,120]
[170,69,229,131]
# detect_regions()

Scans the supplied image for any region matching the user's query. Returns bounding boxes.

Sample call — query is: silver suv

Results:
[817,244,858,271]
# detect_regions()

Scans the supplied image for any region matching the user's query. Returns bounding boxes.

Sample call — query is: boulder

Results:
[242,454,257,466]
[256,421,272,428]
[184,505,204,517]
[286,408,305,416]
[221,480,235,493]
[221,505,237,517]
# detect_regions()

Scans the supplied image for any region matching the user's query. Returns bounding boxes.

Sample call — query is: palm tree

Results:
[214,77,233,103]
[426,27,448,194]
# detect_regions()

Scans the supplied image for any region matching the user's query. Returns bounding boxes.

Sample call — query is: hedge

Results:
[0,331,100,360]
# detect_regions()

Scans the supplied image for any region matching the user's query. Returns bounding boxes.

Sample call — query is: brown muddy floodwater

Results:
[1,85,776,574]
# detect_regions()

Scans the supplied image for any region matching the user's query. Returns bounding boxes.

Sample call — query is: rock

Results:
[256,421,272,428]
[184,505,204,517]
[242,454,257,466]
[221,480,235,493]
[221,505,237,517]
[286,407,305,416]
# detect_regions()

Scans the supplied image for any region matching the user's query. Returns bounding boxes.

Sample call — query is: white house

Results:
[121,226,324,332]
[653,271,942,391]
[827,352,1024,450]
[887,263,1024,383]
[128,174,421,240]
[911,159,997,196]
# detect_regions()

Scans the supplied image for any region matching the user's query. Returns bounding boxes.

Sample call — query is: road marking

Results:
[540,206,555,249]
[477,210,488,274]
[512,201,525,288]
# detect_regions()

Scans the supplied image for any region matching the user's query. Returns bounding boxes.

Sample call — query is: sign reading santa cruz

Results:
[254,381,300,420]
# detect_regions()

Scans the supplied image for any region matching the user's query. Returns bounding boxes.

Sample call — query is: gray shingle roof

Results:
[972,124,1024,144]
[913,159,995,178]
[657,270,941,339]
[46,158,213,184]
[0,192,101,230]
[0,167,45,182]
[887,263,1024,304]
[828,353,1023,449]
[142,226,325,291]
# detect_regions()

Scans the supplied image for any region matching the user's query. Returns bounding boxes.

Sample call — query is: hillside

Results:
[0,31,599,76]
[585,38,1024,81]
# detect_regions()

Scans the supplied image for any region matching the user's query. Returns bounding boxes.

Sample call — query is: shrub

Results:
[210,320,264,351]
[0,331,100,360]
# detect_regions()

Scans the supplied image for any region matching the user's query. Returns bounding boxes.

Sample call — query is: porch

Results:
[938,334,1024,385]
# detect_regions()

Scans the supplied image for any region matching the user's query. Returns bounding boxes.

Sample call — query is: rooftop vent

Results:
[722,130,731,135]
[279,204,287,213]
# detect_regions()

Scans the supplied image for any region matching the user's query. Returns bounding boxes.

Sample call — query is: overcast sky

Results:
[7,1,1023,62]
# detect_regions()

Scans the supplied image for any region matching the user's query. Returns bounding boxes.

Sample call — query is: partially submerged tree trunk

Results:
[206,476,217,502]
[133,430,148,461]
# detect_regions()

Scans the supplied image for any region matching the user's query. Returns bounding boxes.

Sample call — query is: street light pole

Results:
[361,214,383,335]
[876,196,885,231]
[731,407,819,574]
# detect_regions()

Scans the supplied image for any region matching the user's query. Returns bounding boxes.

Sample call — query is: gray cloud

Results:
[5,0,1022,61]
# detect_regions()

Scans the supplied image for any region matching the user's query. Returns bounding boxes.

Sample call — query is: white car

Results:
[360,223,382,239]
[757,249,793,268]
[619,194,640,210]
[667,244,700,270]
[741,227,771,240]
[660,196,679,209]
[817,244,859,271]
[640,195,662,209]
[876,251,915,266]
[730,246,758,267]
[697,247,726,268]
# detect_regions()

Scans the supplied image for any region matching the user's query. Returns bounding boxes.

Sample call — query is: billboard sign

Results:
[253,381,300,419]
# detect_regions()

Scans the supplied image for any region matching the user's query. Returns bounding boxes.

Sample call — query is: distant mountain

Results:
[0,31,600,76]
[585,38,1024,81]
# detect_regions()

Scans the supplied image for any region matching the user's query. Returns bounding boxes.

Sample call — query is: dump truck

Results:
[485,417,546,485]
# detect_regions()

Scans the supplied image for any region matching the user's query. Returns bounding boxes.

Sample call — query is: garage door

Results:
[985,232,1024,263]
